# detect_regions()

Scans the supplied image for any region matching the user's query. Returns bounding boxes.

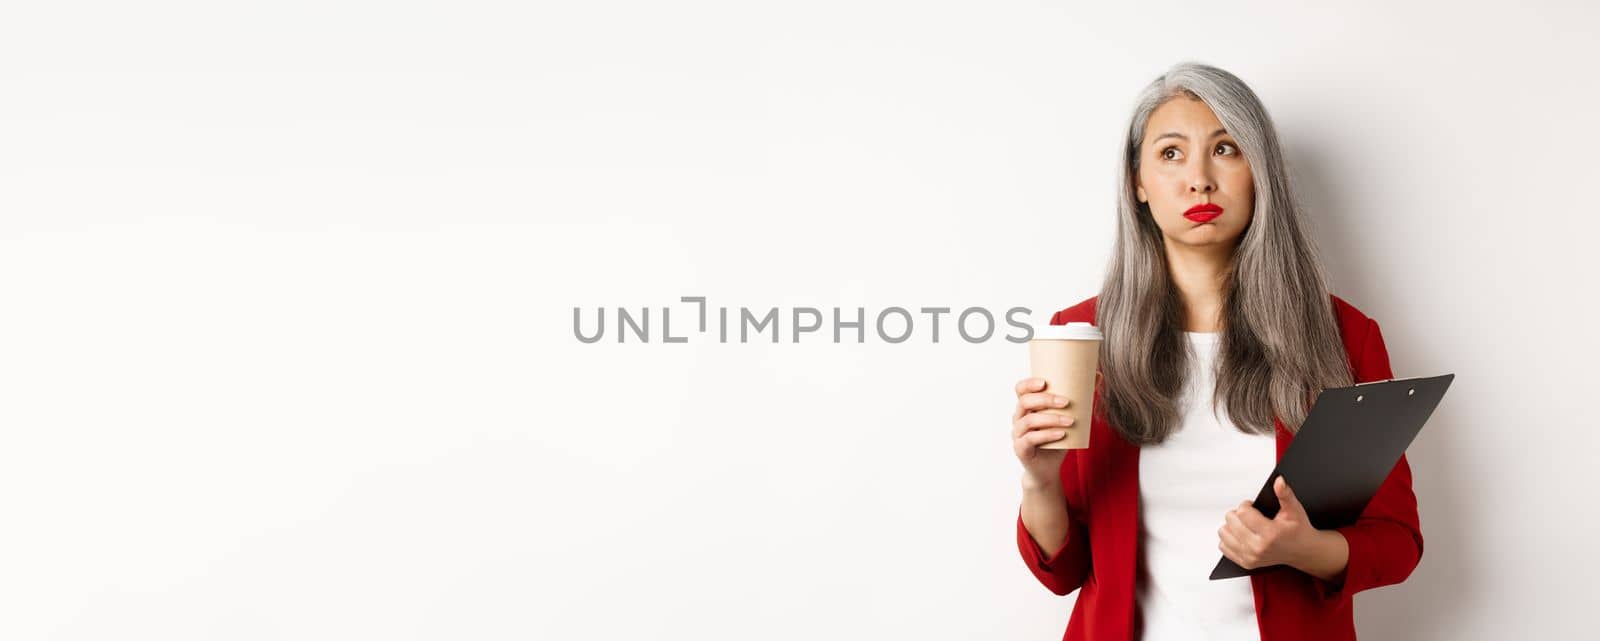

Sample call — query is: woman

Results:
[1011,62,1422,641]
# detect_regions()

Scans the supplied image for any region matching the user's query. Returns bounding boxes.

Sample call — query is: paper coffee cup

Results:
[1028,321,1103,450]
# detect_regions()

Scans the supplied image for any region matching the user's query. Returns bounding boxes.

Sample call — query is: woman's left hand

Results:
[1217,476,1321,570]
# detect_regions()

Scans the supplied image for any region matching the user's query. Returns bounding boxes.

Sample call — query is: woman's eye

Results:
[1216,142,1238,156]
[1161,147,1180,160]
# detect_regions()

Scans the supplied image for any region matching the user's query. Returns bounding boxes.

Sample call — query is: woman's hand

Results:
[1217,476,1332,572]
[1011,377,1076,488]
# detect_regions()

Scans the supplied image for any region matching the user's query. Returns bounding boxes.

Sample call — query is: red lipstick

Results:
[1183,203,1222,223]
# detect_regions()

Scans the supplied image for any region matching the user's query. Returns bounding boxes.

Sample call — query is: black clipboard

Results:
[1209,373,1454,580]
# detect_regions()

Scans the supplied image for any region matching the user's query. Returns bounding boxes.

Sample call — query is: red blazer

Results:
[1016,294,1423,641]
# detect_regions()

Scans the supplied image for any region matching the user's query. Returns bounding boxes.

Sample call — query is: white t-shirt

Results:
[1135,331,1276,641]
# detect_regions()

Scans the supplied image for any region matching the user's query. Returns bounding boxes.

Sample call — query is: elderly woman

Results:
[1011,62,1422,641]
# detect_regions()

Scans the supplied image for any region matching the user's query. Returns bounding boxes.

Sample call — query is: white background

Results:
[2,1,1597,639]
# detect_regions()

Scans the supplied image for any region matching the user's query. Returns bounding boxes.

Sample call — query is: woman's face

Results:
[1135,96,1255,249]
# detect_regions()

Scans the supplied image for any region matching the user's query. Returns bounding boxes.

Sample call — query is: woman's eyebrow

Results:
[1151,128,1229,144]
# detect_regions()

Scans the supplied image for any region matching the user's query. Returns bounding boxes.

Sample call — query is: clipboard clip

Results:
[1353,375,1434,386]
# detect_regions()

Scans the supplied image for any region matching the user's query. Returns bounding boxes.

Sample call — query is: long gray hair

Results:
[1094,61,1354,446]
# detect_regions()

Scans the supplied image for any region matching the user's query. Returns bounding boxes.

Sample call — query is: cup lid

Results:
[1032,321,1103,340]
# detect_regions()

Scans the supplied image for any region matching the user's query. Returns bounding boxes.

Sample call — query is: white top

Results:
[1135,331,1275,641]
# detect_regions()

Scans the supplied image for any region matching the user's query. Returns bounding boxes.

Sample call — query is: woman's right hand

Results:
[1012,377,1077,488]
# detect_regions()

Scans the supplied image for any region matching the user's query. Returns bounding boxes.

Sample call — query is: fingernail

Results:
[1055,395,1069,406]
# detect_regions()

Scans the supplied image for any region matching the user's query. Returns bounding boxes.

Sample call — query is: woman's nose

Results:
[1188,155,1217,193]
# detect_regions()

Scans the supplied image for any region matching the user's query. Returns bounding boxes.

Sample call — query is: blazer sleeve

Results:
[1312,318,1426,602]
[1015,307,1094,596]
